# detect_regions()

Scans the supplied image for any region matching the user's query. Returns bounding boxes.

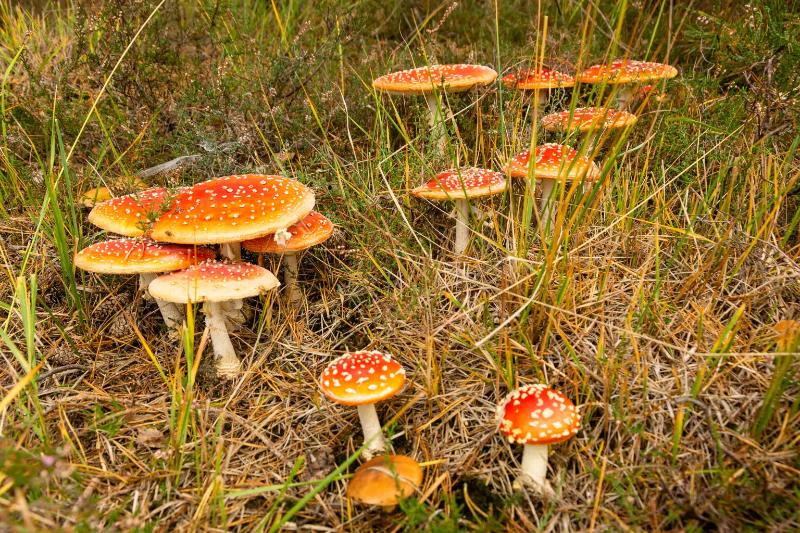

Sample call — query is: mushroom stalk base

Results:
[425,92,446,156]
[454,199,470,254]
[538,179,557,233]
[283,253,301,308]
[357,403,386,457]
[516,443,554,496]
[139,273,183,328]
[204,301,242,379]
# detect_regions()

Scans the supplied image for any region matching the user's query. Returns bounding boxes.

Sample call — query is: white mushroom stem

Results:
[454,198,471,254]
[219,243,245,326]
[518,443,553,494]
[616,85,635,109]
[538,179,557,232]
[425,92,446,155]
[203,301,241,379]
[219,242,241,261]
[357,403,386,456]
[283,252,301,307]
[139,273,183,328]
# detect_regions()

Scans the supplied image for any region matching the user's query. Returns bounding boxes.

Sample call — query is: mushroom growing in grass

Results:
[541,107,637,156]
[74,238,215,328]
[577,59,677,109]
[372,64,497,155]
[319,351,406,458]
[347,455,423,510]
[506,144,600,231]
[498,384,580,497]
[502,68,575,114]
[412,167,507,254]
[242,211,333,307]
[88,186,174,237]
[148,260,279,378]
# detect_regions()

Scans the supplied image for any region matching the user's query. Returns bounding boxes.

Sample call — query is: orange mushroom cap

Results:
[506,143,600,181]
[242,211,333,254]
[148,260,279,304]
[373,64,497,95]
[502,68,575,90]
[74,238,215,275]
[347,455,423,506]
[498,384,580,446]
[411,167,507,201]
[149,174,315,245]
[577,59,677,85]
[88,187,175,237]
[541,107,638,132]
[319,351,405,406]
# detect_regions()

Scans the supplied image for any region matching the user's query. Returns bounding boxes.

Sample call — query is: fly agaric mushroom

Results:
[498,384,580,496]
[506,144,600,230]
[88,186,175,237]
[577,59,677,108]
[347,455,423,510]
[242,211,333,307]
[319,351,406,458]
[148,260,279,378]
[74,238,215,328]
[502,68,575,114]
[372,64,497,155]
[541,107,637,155]
[411,167,507,254]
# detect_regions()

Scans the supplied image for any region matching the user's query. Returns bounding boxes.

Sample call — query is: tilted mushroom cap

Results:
[149,174,315,245]
[372,64,497,95]
[148,260,279,304]
[319,351,405,406]
[74,238,216,275]
[242,211,333,254]
[347,455,423,507]
[498,384,580,446]
[81,187,114,208]
[411,167,507,201]
[502,68,575,90]
[577,59,677,85]
[88,187,175,237]
[541,107,638,132]
[506,144,601,181]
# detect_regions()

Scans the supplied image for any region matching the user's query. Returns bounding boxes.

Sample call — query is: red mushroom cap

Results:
[506,143,600,181]
[319,351,405,406]
[411,167,507,201]
[74,238,215,275]
[88,187,175,237]
[149,175,315,245]
[541,107,638,132]
[373,64,497,95]
[147,260,279,304]
[242,211,334,254]
[502,68,575,90]
[577,59,677,85]
[498,384,580,445]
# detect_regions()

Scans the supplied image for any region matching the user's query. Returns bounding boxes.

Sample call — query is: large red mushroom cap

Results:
[74,238,215,275]
[502,68,575,90]
[541,107,637,133]
[577,59,677,85]
[148,260,279,304]
[88,187,175,237]
[319,351,406,406]
[506,144,600,181]
[242,211,333,254]
[372,64,497,95]
[411,167,507,201]
[498,384,580,446]
[149,175,315,245]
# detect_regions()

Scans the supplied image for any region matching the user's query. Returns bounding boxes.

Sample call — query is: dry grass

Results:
[1,0,799,531]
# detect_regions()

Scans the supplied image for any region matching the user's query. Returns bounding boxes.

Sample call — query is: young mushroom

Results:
[148,260,279,378]
[412,167,507,254]
[347,455,423,511]
[242,211,333,308]
[372,64,497,155]
[541,107,637,156]
[74,238,216,328]
[577,59,677,109]
[506,144,600,231]
[502,68,575,115]
[319,351,406,458]
[498,384,581,497]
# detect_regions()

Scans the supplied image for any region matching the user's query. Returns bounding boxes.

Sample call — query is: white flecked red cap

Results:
[242,211,333,254]
[319,351,405,406]
[373,64,497,95]
[578,59,677,85]
[74,238,216,275]
[506,143,600,181]
[148,260,279,304]
[541,107,638,132]
[88,187,175,237]
[498,384,580,445]
[412,167,507,201]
